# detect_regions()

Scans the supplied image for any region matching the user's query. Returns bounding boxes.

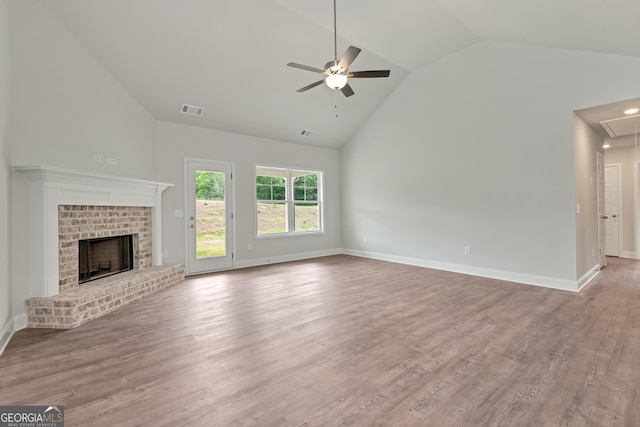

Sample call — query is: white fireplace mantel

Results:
[14,165,174,297]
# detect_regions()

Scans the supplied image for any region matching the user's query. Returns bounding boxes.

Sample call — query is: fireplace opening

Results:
[79,235,134,284]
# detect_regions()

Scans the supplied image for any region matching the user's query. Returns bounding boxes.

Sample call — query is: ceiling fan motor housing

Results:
[325,61,344,74]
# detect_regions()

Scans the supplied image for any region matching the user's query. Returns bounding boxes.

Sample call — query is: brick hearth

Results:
[26,264,184,329]
[25,204,185,329]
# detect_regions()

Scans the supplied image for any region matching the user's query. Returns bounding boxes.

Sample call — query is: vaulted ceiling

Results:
[40,0,640,149]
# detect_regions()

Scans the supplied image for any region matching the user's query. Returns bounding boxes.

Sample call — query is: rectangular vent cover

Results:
[181,104,204,117]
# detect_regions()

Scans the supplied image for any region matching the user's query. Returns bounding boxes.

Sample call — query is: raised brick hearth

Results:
[25,204,186,329]
[16,166,183,329]
[26,264,184,329]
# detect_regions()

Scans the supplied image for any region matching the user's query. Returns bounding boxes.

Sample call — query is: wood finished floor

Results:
[2,255,640,426]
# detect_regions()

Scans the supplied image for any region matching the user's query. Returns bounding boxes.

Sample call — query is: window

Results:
[256,166,323,236]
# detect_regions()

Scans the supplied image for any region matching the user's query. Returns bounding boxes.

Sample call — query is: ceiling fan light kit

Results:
[286,0,390,98]
[325,73,348,89]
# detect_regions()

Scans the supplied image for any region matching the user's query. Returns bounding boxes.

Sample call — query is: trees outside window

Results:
[256,166,323,236]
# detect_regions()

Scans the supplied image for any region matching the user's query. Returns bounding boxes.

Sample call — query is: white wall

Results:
[573,114,602,279]
[8,0,157,180]
[8,0,161,326]
[0,0,13,352]
[342,41,640,289]
[604,141,638,256]
[156,121,342,268]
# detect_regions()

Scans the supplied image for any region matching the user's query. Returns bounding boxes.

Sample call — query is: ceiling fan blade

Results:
[287,62,325,74]
[349,70,391,78]
[296,80,325,93]
[341,83,355,97]
[337,46,361,70]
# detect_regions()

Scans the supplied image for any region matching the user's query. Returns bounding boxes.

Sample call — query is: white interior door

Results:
[604,164,621,257]
[597,153,606,268]
[186,159,234,274]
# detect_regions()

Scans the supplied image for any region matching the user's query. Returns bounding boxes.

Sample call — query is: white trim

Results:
[13,313,27,330]
[13,165,173,297]
[621,251,637,259]
[635,160,640,265]
[605,163,623,257]
[234,248,342,269]
[0,318,13,355]
[577,264,600,291]
[183,158,236,275]
[343,249,580,292]
[0,314,27,357]
[597,152,606,269]
[254,163,325,238]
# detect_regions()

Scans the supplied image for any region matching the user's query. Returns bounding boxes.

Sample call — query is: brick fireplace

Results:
[14,166,185,329]
[58,205,151,292]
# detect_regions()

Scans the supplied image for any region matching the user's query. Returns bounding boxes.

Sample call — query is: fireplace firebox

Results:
[79,235,134,284]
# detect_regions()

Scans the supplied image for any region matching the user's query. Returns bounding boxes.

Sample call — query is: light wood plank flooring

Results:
[1,255,639,426]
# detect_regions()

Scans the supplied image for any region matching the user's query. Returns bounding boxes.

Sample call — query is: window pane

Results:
[256,174,287,201]
[306,174,318,188]
[195,171,226,258]
[272,185,286,200]
[256,185,271,200]
[294,187,305,201]
[256,176,271,185]
[257,202,287,234]
[307,188,318,201]
[294,203,319,232]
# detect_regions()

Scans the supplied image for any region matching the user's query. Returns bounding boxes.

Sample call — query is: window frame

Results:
[255,164,324,238]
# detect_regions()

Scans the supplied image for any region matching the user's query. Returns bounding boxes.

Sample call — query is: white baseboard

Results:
[577,264,600,291]
[343,249,580,292]
[621,251,637,259]
[13,313,27,330]
[0,314,27,357]
[234,248,343,270]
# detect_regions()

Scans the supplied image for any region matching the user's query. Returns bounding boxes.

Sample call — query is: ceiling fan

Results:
[286,0,390,98]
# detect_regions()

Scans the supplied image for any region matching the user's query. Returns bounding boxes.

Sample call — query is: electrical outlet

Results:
[363,236,368,244]
[248,243,253,250]
[107,157,117,165]
[162,250,168,259]
[464,246,471,255]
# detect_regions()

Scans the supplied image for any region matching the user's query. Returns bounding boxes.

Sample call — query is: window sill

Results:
[256,231,326,239]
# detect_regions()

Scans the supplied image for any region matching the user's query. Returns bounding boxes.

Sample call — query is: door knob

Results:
[602,216,608,219]
[612,214,617,218]
[190,216,195,220]
[190,224,195,228]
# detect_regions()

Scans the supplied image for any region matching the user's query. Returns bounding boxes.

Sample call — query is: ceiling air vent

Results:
[301,130,314,137]
[181,104,204,117]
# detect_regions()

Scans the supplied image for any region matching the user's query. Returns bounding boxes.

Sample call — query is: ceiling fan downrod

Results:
[333,0,338,67]
[285,0,391,97]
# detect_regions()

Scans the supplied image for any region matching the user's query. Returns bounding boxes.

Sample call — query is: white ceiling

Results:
[39,0,640,149]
